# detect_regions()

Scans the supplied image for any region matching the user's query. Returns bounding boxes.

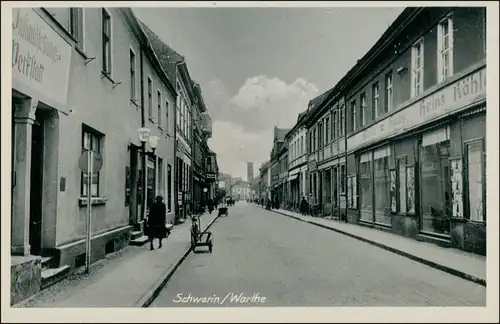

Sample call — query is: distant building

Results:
[247,162,254,182]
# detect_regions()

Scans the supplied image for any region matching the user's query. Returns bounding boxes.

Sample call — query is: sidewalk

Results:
[15,212,220,308]
[259,205,486,286]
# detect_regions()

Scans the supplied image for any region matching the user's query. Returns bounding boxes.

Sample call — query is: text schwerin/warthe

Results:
[173,292,267,305]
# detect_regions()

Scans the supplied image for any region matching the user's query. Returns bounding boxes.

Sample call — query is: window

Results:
[360,93,366,127]
[325,116,330,144]
[385,72,393,112]
[372,82,379,119]
[70,8,84,50]
[81,127,103,197]
[411,39,424,97]
[420,135,451,235]
[312,128,317,152]
[340,106,345,136]
[101,9,112,74]
[340,163,346,195]
[332,110,337,140]
[165,101,169,133]
[318,122,323,148]
[437,16,454,83]
[157,91,162,127]
[301,136,304,155]
[350,100,357,132]
[466,140,485,222]
[129,49,136,100]
[147,78,153,119]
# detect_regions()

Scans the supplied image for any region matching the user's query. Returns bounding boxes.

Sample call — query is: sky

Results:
[133,5,404,181]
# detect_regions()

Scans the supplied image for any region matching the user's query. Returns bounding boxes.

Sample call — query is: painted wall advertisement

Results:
[348,66,486,152]
[12,8,72,107]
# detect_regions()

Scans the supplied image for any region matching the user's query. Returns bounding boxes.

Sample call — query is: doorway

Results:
[29,115,44,255]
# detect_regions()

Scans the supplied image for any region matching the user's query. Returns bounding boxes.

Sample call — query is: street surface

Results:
[150,202,486,307]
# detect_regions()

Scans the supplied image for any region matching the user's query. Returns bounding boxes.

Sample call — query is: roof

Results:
[274,126,290,142]
[308,88,334,112]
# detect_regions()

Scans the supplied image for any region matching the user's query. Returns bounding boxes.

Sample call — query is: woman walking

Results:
[147,195,167,251]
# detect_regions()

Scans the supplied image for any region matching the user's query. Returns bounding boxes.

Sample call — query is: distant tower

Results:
[247,162,254,182]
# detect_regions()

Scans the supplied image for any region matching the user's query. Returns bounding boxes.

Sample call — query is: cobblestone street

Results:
[151,203,486,307]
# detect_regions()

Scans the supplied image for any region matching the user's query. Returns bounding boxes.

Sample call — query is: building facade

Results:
[259,161,270,201]
[206,150,219,201]
[303,7,487,255]
[11,7,179,304]
[232,180,251,201]
[303,90,348,219]
[285,112,308,209]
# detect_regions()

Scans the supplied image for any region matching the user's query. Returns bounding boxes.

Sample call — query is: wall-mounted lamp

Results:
[148,135,160,155]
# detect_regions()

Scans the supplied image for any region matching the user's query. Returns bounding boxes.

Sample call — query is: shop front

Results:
[347,63,486,255]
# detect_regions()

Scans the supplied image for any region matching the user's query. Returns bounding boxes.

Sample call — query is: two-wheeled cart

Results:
[218,199,229,217]
[190,213,213,253]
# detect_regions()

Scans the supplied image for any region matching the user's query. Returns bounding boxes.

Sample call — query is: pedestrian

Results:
[300,195,308,216]
[147,195,167,251]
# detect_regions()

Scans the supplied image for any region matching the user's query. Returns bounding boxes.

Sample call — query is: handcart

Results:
[218,199,229,217]
[190,213,213,253]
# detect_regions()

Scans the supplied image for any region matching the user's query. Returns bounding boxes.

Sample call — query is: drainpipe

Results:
[140,46,147,223]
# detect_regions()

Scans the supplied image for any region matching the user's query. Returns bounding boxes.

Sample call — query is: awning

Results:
[288,174,298,181]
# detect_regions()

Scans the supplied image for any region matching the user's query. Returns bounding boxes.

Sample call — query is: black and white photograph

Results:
[2,1,498,323]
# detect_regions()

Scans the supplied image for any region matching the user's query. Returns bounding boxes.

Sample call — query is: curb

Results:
[136,214,221,307]
[264,207,486,287]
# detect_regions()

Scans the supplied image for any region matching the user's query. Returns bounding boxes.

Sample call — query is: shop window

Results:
[420,136,451,235]
[332,166,338,207]
[359,154,373,222]
[347,174,357,209]
[465,139,485,222]
[80,126,103,197]
[397,157,407,213]
[340,163,346,195]
[157,158,164,198]
[374,152,391,225]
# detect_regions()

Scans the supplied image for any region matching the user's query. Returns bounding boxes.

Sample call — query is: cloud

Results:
[205,76,319,179]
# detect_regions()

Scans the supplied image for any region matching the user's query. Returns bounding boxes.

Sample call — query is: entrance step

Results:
[129,235,150,246]
[41,256,54,270]
[130,230,143,240]
[41,265,70,289]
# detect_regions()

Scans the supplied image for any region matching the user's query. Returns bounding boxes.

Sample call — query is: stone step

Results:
[41,265,71,290]
[130,230,143,240]
[41,256,54,270]
[129,235,150,246]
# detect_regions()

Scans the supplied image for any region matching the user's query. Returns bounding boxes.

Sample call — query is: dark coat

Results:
[147,201,167,239]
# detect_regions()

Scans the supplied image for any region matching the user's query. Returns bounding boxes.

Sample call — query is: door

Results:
[29,120,43,255]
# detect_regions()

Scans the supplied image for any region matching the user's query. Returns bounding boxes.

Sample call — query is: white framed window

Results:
[147,77,153,119]
[350,100,357,131]
[437,15,454,83]
[411,38,424,98]
[81,126,103,197]
[129,48,136,100]
[101,8,112,75]
[385,72,393,112]
[360,93,366,127]
[157,90,162,127]
[372,82,379,119]
[332,110,337,140]
[70,8,85,51]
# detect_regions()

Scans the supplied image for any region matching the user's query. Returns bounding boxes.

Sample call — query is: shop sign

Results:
[206,173,216,179]
[12,9,72,107]
[348,66,486,152]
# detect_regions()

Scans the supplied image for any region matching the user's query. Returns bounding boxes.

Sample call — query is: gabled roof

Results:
[138,19,196,100]
[308,88,334,112]
[274,126,290,142]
